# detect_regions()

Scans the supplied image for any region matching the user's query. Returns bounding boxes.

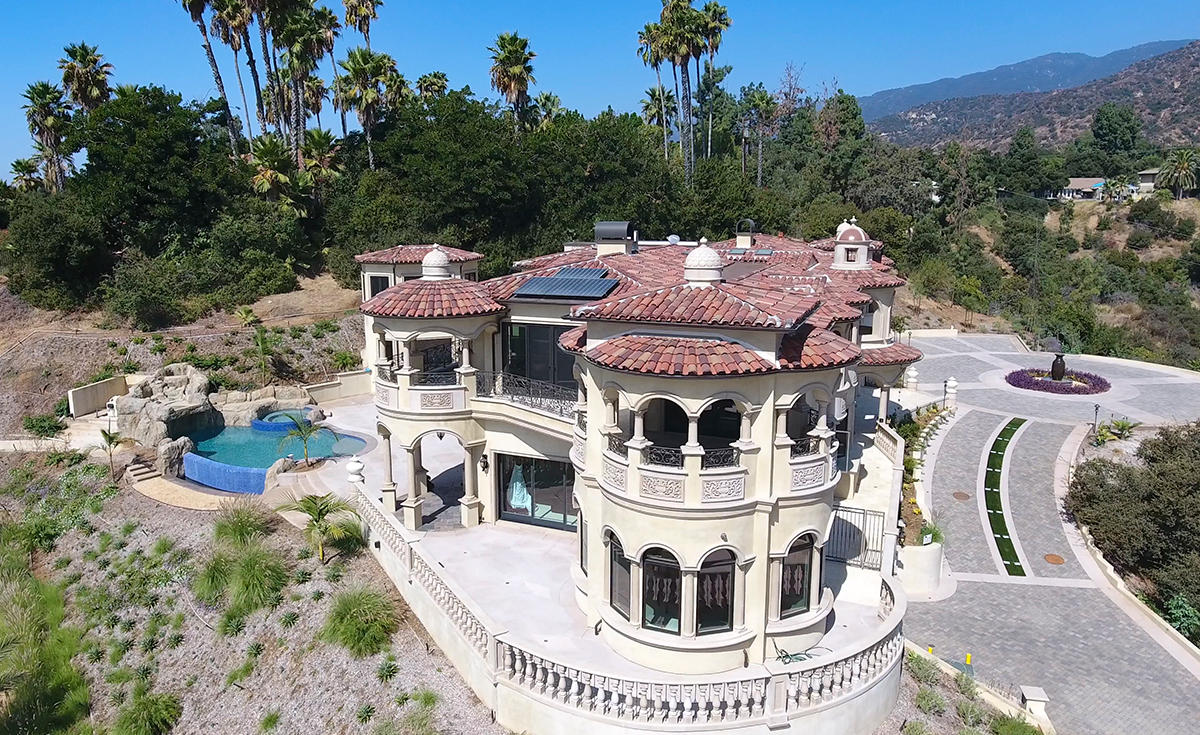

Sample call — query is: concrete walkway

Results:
[902,334,1200,735]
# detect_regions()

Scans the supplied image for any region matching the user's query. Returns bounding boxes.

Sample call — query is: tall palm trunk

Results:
[655,68,668,161]
[292,74,305,168]
[242,30,267,134]
[195,20,239,151]
[233,49,256,143]
[256,14,284,137]
[364,115,376,170]
[706,52,715,158]
[757,128,764,187]
[329,42,348,138]
[679,61,693,184]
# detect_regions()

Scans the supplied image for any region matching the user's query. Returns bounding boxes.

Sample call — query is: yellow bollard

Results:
[966,653,972,665]
[928,646,934,654]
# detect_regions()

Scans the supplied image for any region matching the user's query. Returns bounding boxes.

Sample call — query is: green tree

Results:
[637,22,671,160]
[1090,102,1141,155]
[274,493,360,562]
[343,0,383,50]
[210,0,257,142]
[416,71,448,100]
[641,85,677,151]
[5,194,111,309]
[335,47,394,169]
[488,32,537,138]
[57,42,114,112]
[179,0,240,151]
[700,2,731,158]
[1157,149,1197,200]
[280,415,331,464]
[21,81,72,193]
[95,429,132,480]
[252,325,280,385]
[9,158,42,193]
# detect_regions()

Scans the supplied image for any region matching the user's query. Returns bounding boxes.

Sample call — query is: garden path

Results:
[900,334,1200,735]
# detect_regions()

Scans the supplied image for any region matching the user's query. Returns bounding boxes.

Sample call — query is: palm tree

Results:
[488,32,537,138]
[21,82,71,193]
[246,0,277,135]
[531,91,563,130]
[637,22,670,161]
[660,1,704,183]
[417,71,448,100]
[274,492,360,562]
[10,158,42,192]
[343,0,383,50]
[383,71,413,109]
[312,4,347,137]
[641,85,677,149]
[252,325,280,385]
[279,415,331,465]
[303,128,342,199]
[235,306,260,327]
[1157,149,1198,200]
[700,2,730,158]
[336,47,393,169]
[211,0,257,142]
[57,42,113,112]
[181,0,241,151]
[278,8,326,167]
[305,76,328,128]
[96,429,132,481]
[745,86,777,187]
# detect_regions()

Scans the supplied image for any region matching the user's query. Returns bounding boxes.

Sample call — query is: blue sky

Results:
[2,0,1199,180]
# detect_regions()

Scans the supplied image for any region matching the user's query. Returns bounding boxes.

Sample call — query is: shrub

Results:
[23,414,67,438]
[356,704,376,723]
[915,687,946,715]
[321,586,399,657]
[955,671,978,699]
[377,655,399,682]
[1126,227,1154,250]
[54,396,71,417]
[280,611,299,629]
[229,546,289,613]
[905,651,941,686]
[226,658,255,686]
[324,562,346,583]
[332,351,360,371]
[294,569,313,584]
[214,497,275,546]
[900,721,931,735]
[218,611,246,637]
[1096,214,1112,231]
[990,714,1041,735]
[121,358,141,373]
[166,632,184,649]
[132,336,146,345]
[193,551,234,605]
[957,699,988,727]
[112,690,182,735]
[412,688,439,708]
[261,710,281,731]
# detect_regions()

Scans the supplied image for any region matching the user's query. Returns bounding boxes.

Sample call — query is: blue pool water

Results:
[189,425,366,469]
[261,408,310,424]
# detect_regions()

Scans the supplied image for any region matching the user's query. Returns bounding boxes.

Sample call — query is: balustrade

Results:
[476,371,576,419]
[700,446,740,469]
[606,433,629,458]
[790,436,819,458]
[413,371,459,386]
[643,445,683,468]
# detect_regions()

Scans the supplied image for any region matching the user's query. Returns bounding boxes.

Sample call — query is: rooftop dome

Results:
[837,224,869,243]
[421,244,452,280]
[683,238,724,287]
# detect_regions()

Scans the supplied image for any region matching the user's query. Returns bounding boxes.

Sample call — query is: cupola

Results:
[421,245,452,280]
[831,219,872,271]
[683,238,724,287]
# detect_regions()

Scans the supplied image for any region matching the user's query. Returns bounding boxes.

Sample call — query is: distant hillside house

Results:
[1138,168,1160,194]
[1057,178,1106,200]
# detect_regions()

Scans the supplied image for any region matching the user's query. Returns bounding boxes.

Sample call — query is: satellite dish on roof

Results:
[667,234,680,245]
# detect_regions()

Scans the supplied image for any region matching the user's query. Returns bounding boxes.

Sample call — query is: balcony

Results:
[475,371,576,420]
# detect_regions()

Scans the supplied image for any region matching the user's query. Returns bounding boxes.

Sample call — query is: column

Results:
[457,338,477,396]
[775,407,788,440]
[682,415,703,478]
[629,561,643,626]
[681,570,697,639]
[400,443,424,530]
[379,429,397,513]
[766,558,782,622]
[877,384,892,424]
[460,444,482,527]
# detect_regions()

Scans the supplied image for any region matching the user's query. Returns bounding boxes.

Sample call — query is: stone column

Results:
[629,560,643,626]
[877,384,892,424]
[681,570,697,639]
[379,429,397,513]
[460,444,482,527]
[775,407,789,440]
[682,415,703,478]
[400,443,424,530]
[766,557,782,622]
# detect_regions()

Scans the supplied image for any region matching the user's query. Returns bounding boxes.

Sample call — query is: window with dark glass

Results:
[497,453,576,531]
[781,536,814,618]
[610,537,631,619]
[697,550,735,634]
[579,516,588,575]
[861,303,877,336]
[502,322,579,390]
[464,271,478,281]
[369,275,390,297]
[641,548,681,634]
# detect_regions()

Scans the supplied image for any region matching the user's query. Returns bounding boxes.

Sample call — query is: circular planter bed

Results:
[1005,368,1110,395]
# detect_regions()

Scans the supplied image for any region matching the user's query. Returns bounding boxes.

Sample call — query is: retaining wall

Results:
[304,370,372,403]
[68,375,129,417]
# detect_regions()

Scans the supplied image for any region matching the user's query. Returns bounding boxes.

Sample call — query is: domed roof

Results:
[422,245,451,268]
[836,219,853,236]
[837,224,869,243]
[684,239,724,269]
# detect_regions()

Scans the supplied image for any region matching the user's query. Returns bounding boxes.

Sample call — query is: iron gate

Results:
[826,505,886,570]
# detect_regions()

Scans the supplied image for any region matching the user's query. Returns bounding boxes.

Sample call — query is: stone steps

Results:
[126,462,161,483]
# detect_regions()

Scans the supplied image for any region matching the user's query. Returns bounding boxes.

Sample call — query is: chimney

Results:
[736,218,756,250]
[595,221,637,257]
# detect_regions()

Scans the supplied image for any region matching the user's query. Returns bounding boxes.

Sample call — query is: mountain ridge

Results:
[868,41,1200,150]
[858,39,1193,122]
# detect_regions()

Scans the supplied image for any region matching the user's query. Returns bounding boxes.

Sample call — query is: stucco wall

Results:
[304,370,373,402]
[68,375,129,417]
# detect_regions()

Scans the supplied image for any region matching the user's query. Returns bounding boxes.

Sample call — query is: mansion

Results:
[348,220,921,735]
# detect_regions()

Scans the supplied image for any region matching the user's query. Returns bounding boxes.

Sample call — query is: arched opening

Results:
[608,533,631,620]
[640,397,688,467]
[697,399,742,468]
[780,535,815,618]
[860,302,878,337]
[412,333,462,385]
[697,549,736,635]
[641,547,682,634]
[786,396,820,457]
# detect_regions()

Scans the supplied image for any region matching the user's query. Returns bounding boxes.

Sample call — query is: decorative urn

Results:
[1051,354,1066,382]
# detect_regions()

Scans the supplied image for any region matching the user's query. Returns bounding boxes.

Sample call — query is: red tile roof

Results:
[356,244,484,264]
[360,278,504,319]
[572,283,819,330]
[859,342,923,367]
[584,335,774,376]
[778,328,862,370]
[558,325,587,352]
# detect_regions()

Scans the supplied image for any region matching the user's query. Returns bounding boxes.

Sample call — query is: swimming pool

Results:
[251,408,313,432]
[189,424,365,469]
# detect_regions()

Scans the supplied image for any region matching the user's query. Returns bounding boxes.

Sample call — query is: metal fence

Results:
[826,505,886,570]
[701,447,740,469]
[475,372,576,419]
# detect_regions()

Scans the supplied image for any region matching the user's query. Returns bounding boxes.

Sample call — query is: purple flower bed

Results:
[1005,368,1111,395]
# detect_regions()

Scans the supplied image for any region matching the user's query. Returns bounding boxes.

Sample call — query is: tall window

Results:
[610,536,631,619]
[497,454,577,531]
[579,516,588,576]
[781,536,814,618]
[697,550,735,635]
[642,548,681,635]
[502,323,578,390]
[861,303,877,336]
[368,275,390,298]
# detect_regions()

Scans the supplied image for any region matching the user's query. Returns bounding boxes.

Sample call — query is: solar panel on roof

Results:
[556,267,608,279]
[728,248,747,255]
[754,248,774,256]
[513,277,619,299]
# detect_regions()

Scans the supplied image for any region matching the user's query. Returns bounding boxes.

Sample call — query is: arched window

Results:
[697,550,736,635]
[578,512,588,576]
[609,535,631,620]
[641,548,681,634]
[781,536,814,618]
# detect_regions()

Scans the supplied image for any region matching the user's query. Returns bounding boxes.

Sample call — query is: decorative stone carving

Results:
[791,463,825,490]
[375,384,390,406]
[640,474,683,501]
[601,458,626,491]
[420,391,454,409]
[701,476,745,501]
[572,437,585,463]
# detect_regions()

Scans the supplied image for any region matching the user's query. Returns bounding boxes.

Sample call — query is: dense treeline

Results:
[2,0,1200,369]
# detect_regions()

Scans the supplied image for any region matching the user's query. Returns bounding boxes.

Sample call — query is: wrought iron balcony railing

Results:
[643,445,683,469]
[413,371,459,386]
[475,372,576,419]
[701,446,740,469]
[790,436,819,458]
[606,433,629,458]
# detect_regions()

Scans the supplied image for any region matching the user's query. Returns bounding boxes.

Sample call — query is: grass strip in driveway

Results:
[984,418,1026,576]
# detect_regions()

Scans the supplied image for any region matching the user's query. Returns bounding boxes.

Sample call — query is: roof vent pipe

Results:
[595,220,638,257]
